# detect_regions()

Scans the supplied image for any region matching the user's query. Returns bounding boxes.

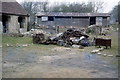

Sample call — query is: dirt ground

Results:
[2,45,118,78]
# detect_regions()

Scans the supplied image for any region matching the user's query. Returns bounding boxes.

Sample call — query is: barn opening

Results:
[2,15,10,33]
[90,17,96,25]
[48,16,54,21]
[18,16,25,28]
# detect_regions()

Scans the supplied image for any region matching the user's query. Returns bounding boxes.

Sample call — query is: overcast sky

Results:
[16,0,119,13]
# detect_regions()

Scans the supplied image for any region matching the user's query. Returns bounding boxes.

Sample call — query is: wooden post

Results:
[100,26,102,35]
[56,25,59,34]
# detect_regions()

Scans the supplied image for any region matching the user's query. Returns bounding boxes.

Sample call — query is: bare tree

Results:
[90,1,104,13]
[42,1,49,12]
[21,0,49,30]
[21,0,49,13]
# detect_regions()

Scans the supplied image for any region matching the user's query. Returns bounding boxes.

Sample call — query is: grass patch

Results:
[87,30,118,55]
[111,24,119,30]
[2,35,57,51]
[104,31,118,55]
[26,44,57,50]
[2,36,32,46]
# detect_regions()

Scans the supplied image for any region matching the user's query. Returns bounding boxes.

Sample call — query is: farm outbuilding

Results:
[0,1,29,33]
[36,12,110,28]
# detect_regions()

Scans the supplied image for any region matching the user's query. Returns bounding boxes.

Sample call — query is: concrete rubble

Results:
[6,43,32,47]
[91,48,113,57]
[97,53,102,55]
[103,54,107,57]
[22,29,50,37]
[6,44,13,47]
[91,48,104,53]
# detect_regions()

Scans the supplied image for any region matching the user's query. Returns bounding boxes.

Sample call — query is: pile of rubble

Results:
[33,28,90,47]
[33,33,45,44]
[22,29,50,37]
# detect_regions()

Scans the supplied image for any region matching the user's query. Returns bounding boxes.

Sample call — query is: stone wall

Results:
[8,15,19,33]
[4,15,28,33]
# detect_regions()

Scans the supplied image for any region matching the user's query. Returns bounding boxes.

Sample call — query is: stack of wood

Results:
[33,33,45,44]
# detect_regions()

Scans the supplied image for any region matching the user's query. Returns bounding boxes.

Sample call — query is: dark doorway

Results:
[90,17,96,25]
[48,16,54,21]
[18,16,25,28]
[2,15,10,33]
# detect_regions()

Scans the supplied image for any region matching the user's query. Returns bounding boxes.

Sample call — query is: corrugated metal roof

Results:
[36,12,110,17]
[0,1,28,16]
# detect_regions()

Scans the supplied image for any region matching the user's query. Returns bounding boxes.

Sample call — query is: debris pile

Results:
[33,33,45,44]
[32,28,90,47]
[22,29,50,37]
